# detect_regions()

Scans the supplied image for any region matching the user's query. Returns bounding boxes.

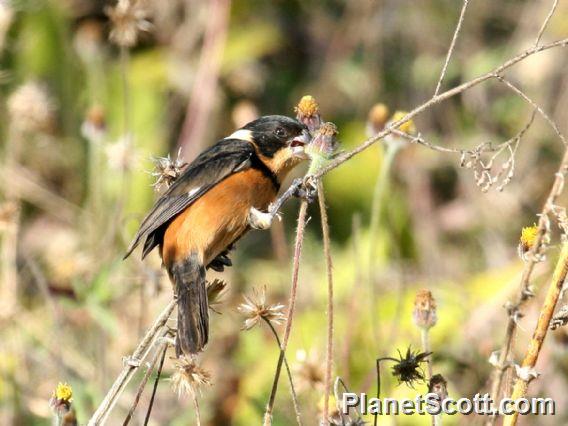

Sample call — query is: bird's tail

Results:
[170,255,209,357]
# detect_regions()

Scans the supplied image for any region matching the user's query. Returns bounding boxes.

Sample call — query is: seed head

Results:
[390,347,431,387]
[105,136,137,172]
[412,289,437,330]
[106,0,151,48]
[294,349,325,391]
[237,286,285,330]
[170,356,212,398]
[7,81,55,134]
[295,95,322,133]
[307,121,338,165]
[428,374,448,400]
[150,148,187,192]
[207,279,228,313]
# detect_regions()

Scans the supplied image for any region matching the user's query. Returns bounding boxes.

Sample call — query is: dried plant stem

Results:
[534,0,559,46]
[192,392,202,426]
[312,38,568,181]
[263,318,303,426]
[488,149,568,417]
[420,329,440,426]
[264,200,309,426]
[503,242,568,426]
[88,300,175,425]
[434,0,470,96]
[420,329,433,381]
[143,344,167,426]
[318,182,334,426]
[122,340,169,426]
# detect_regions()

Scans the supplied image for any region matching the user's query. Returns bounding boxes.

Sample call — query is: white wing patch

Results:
[225,129,253,142]
[187,187,201,198]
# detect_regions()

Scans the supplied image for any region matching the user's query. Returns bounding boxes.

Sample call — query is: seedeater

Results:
[124,115,311,356]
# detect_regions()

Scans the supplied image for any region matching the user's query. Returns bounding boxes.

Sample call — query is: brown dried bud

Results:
[81,105,107,143]
[413,289,437,330]
[366,103,389,136]
[295,95,322,134]
[428,374,448,400]
[307,122,338,158]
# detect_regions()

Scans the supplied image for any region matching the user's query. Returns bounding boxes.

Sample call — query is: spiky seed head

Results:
[106,0,151,48]
[237,286,285,330]
[7,81,55,134]
[170,356,212,398]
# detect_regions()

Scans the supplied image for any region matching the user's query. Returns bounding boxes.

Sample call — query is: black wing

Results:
[124,139,255,260]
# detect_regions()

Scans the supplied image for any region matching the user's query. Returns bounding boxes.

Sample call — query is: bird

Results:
[124,115,311,356]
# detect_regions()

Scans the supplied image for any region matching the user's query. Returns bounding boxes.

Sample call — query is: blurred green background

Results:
[1,0,567,424]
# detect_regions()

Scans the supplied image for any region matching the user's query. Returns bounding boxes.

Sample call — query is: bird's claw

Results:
[294,176,318,203]
[248,207,279,230]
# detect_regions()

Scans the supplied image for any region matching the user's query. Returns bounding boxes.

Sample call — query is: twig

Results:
[192,392,202,426]
[488,148,568,422]
[494,75,567,146]
[263,318,303,426]
[434,0,470,96]
[122,337,169,426]
[88,300,176,425]
[503,242,568,426]
[318,182,334,426]
[534,0,559,46]
[264,200,309,426]
[312,38,568,180]
[143,344,168,426]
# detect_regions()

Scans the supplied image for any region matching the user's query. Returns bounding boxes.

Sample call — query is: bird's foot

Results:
[248,207,280,230]
[294,176,318,203]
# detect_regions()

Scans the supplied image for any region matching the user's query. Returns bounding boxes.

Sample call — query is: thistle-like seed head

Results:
[7,81,55,134]
[150,149,187,192]
[390,347,431,387]
[237,286,285,330]
[170,356,212,398]
[106,0,151,48]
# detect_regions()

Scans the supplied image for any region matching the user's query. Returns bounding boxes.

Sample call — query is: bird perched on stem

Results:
[124,116,310,356]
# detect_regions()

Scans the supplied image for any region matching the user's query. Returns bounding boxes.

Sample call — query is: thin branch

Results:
[318,182,334,426]
[264,200,309,426]
[434,0,470,96]
[534,0,559,46]
[88,300,176,426]
[312,38,568,181]
[143,344,168,426]
[494,75,567,146]
[263,318,303,426]
[488,148,568,422]
[123,338,169,426]
[503,243,568,426]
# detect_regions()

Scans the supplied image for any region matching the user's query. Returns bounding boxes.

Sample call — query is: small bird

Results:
[124,115,310,356]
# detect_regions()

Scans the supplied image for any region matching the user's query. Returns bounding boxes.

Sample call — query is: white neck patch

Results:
[225,129,253,142]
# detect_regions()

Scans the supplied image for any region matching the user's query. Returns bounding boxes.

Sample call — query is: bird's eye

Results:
[275,127,286,138]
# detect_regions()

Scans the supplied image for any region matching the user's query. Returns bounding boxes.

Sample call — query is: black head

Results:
[242,115,310,158]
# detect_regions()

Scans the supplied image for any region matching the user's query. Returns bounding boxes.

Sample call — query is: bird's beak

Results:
[288,129,311,159]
